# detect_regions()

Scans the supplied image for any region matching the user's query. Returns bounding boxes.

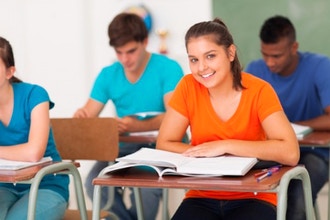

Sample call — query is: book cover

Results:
[103,148,258,177]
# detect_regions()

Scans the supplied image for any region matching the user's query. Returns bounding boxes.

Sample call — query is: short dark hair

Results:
[185,18,244,90]
[108,12,148,47]
[259,15,296,44]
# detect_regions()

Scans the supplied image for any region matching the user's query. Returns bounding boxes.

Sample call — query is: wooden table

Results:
[299,131,330,220]
[92,166,314,220]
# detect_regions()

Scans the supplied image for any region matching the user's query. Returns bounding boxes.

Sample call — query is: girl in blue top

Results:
[0,36,69,220]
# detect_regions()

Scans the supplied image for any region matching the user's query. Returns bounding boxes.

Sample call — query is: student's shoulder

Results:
[13,82,46,93]
[242,72,271,89]
[12,82,51,106]
[98,62,123,76]
[100,61,122,71]
[245,58,267,71]
[300,51,330,65]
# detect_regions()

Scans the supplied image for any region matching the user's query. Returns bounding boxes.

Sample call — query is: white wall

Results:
[1,0,212,117]
[1,0,212,217]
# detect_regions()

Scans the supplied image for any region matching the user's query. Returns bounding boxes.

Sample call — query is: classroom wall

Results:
[5,0,328,120]
[212,0,330,68]
[0,1,212,217]
[0,0,212,117]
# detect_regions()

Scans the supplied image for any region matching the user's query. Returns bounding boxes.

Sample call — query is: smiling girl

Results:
[156,18,299,220]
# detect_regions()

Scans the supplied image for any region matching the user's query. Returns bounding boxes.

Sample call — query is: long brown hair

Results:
[0,36,22,83]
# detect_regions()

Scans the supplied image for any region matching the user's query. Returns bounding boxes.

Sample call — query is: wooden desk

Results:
[299,131,330,147]
[299,131,330,220]
[0,161,54,182]
[92,166,314,220]
[119,134,156,144]
[0,161,87,220]
[0,161,81,182]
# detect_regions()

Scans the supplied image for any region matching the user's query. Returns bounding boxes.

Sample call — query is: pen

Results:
[254,169,268,177]
[256,165,282,182]
[257,171,272,182]
[254,165,282,177]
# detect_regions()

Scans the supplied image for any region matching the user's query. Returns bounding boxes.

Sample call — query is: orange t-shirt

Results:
[169,72,283,206]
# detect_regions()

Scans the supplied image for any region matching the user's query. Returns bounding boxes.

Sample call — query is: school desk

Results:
[0,161,87,220]
[299,131,330,220]
[92,165,314,220]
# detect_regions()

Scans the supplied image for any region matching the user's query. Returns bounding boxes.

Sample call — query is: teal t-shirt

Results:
[0,83,69,201]
[90,53,184,117]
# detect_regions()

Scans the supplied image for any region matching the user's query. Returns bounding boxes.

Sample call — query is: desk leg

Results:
[162,188,169,220]
[277,166,314,220]
[133,187,144,220]
[92,185,102,220]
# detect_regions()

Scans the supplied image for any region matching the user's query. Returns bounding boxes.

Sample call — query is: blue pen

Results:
[254,165,282,178]
[257,171,272,182]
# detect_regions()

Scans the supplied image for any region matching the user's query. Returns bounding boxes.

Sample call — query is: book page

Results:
[128,130,159,137]
[0,156,52,170]
[116,148,257,176]
[128,112,163,120]
[116,148,194,168]
[101,161,167,177]
[177,156,258,176]
[160,168,225,177]
[291,123,313,139]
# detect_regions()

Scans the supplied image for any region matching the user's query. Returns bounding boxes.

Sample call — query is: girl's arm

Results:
[158,108,299,166]
[156,107,191,153]
[184,111,299,166]
[0,102,49,162]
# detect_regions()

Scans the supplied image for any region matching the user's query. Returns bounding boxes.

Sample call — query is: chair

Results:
[1,118,114,220]
[50,117,119,220]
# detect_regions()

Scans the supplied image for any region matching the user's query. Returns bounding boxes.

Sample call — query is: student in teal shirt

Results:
[0,36,69,220]
[74,12,184,220]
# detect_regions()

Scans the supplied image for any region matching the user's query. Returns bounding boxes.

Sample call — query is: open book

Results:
[102,148,258,177]
[128,111,163,120]
[0,156,52,171]
[128,130,159,137]
[291,123,313,139]
[125,112,164,137]
[126,112,162,137]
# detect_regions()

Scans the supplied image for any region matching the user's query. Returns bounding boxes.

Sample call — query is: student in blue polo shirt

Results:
[246,15,330,220]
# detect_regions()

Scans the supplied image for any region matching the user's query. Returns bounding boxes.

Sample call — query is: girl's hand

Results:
[183,142,226,158]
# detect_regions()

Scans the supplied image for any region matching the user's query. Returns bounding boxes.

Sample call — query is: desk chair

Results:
[50,117,119,220]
